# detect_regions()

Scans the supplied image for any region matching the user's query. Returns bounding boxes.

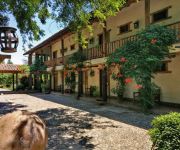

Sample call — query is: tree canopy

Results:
[0,0,125,44]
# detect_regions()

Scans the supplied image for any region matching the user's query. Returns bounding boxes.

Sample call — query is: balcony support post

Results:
[61,39,65,94]
[102,67,108,102]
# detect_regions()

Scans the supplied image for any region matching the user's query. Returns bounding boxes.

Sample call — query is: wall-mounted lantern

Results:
[0,26,18,53]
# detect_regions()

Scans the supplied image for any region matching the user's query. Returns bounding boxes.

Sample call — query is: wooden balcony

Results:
[83,21,180,60]
[42,22,180,66]
[44,57,63,67]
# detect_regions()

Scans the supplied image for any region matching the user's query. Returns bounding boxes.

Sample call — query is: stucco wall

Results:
[153,53,180,104]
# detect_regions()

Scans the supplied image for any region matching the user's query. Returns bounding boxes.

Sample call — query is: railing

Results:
[44,57,63,67]
[106,35,138,56]
[168,22,180,42]
[83,21,180,60]
[83,45,104,60]
[43,22,180,65]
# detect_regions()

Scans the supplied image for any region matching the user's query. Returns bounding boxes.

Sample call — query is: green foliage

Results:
[65,71,76,91]
[68,51,86,68]
[1,0,125,44]
[16,84,25,91]
[89,69,95,77]
[149,112,180,150]
[0,74,13,87]
[20,76,29,89]
[19,65,30,74]
[111,72,125,99]
[89,86,99,97]
[107,25,176,110]
[7,59,13,64]
[30,57,47,72]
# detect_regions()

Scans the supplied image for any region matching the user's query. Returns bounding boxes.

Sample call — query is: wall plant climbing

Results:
[107,25,176,110]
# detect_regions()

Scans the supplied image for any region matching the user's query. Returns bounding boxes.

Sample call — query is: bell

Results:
[0,26,18,53]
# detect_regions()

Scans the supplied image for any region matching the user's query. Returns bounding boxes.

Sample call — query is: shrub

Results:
[149,112,180,150]
[16,84,25,91]
[20,76,29,88]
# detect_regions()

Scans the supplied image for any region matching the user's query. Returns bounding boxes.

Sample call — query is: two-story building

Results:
[24,0,180,105]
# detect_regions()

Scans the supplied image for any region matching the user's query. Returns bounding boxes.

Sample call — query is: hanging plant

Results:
[65,71,76,92]
[90,69,95,77]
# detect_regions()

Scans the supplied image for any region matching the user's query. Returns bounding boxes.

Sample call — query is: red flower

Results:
[117,73,123,78]
[134,84,143,90]
[64,72,68,76]
[151,38,157,44]
[124,78,132,84]
[77,68,81,72]
[120,57,127,63]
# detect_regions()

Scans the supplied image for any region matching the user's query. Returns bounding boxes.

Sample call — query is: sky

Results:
[0,15,61,64]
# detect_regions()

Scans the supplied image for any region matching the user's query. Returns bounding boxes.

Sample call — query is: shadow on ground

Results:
[37,108,119,150]
[30,93,155,129]
[0,102,27,116]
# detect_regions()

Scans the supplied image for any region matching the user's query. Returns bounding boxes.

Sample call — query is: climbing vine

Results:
[30,57,47,72]
[107,25,176,110]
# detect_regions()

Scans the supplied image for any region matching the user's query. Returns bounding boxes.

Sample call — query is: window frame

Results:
[118,22,132,35]
[151,6,172,23]
[70,44,75,51]
[156,60,172,73]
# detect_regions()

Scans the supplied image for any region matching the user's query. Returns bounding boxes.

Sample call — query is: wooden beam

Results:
[145,0,150,26]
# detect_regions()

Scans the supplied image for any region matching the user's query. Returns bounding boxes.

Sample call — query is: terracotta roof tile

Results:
[0,64,21,73]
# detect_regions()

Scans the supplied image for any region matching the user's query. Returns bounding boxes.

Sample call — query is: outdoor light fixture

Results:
[0,26,18,53]
[134,20,140,29]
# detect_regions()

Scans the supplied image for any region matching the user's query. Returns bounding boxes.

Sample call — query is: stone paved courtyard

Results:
[0,92,154,150]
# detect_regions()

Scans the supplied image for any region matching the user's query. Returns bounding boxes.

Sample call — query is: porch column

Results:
[16,73,18,89]
[77,70,83,99]
[49,73,52,91]
[28,54,32,65]
[29,73,33,90]
[77,31,83,99]
[61,71,64,94]
[145,0,150,26]
[61,39,65,94]
[12,74,15,91]
[102,67,108,102]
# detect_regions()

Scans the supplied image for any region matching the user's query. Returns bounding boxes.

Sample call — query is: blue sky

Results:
[1,15,61,64]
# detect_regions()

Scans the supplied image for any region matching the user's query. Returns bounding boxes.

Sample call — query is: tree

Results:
[7,59,13,64]
[0,0,126,44]
[107,25,176,110]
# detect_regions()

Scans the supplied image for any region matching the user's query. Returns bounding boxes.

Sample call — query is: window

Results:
[119,22,131,34]
[98,34,103,45]
[53,51,57,59]
[152,7,171,23]
[89,38,94,45]
[70,44,75,51]
[156,61,171,73]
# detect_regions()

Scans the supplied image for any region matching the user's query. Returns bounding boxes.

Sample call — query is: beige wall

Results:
[51,41,62,58]
[153,53,180,104]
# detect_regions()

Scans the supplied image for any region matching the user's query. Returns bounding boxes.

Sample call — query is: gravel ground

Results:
[0,93,153,150]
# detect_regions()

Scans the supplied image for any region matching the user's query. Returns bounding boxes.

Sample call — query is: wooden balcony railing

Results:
[168,22,180,42]
[42,22,180,66]
[83,21,180,60]
[44,57,63,67]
